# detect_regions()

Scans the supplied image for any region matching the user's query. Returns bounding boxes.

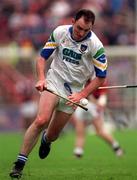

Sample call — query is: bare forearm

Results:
[81,77,106,98]
[36,56,46,81]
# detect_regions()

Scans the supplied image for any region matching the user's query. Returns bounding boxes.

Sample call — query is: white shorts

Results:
[46,69,84,114]
[74,101,103,121]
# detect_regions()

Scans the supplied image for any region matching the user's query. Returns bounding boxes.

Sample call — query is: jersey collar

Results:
[68,26,92,42]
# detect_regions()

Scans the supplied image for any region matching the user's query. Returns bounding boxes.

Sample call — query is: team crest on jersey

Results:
[80,44,87,53]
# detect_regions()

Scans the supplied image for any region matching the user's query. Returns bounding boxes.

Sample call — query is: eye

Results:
[83,28,90,32]
[77,26,83,30]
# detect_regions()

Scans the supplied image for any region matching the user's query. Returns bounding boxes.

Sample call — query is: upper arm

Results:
[40,26,61,60]
[92,47,107,78]
[90,34,107,78]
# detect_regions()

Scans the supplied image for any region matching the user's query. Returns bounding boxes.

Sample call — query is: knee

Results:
[34,115,49,129]
[96,129,103,137]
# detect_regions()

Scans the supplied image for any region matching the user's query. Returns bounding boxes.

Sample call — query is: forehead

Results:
[75,17,92,29]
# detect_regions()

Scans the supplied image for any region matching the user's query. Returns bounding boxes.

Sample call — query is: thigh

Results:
[37,90,59,121]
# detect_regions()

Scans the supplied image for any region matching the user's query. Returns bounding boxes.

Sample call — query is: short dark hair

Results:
[74,9,95,25]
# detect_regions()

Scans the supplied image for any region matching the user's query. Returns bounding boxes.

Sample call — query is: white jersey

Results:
[41,25,107,86]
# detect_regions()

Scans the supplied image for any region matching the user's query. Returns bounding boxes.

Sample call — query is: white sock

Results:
[112,141,119,149]
[74,147,84,155]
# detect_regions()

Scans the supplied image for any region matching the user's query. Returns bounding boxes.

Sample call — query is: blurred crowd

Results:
[0,0,136,130]
[0,0,136,103]
[0,0,136,50]
[0,61,37,104]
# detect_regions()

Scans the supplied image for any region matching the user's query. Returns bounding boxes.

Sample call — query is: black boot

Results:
[9,161,25,179]
[39,131,51,159]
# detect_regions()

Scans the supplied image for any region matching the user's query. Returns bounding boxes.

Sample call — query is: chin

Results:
[75,37,82,41]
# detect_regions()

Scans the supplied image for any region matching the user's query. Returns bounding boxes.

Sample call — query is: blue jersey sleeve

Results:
[40,32,58,60]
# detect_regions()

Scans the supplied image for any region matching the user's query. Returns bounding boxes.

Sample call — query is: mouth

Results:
[74,34,82,40]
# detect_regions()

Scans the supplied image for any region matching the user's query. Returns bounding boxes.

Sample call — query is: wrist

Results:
[80,90,88,98]
[37,77,45,81]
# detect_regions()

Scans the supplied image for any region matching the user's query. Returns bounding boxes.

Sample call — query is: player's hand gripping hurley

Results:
[44,87,88,111]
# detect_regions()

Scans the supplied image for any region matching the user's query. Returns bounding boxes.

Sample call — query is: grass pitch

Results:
[0,129,137,180]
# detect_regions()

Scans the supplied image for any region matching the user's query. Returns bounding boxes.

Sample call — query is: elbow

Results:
[97,77,106,85]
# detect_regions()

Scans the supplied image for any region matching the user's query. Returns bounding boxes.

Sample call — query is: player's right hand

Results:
[35,80,46,92]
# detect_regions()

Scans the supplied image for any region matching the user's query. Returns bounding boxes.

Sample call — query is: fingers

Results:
[35,80,46,92]
[67,93,82,104]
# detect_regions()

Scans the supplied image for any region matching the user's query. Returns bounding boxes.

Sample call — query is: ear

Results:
[72,18,75,25]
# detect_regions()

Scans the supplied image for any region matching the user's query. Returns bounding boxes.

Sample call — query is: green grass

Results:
[0,129,137,180]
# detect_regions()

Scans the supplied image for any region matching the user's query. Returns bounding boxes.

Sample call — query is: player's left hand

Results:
[67,92,84,105]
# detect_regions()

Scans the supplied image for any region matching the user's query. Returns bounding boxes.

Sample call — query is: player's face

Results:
[72,17,92,41]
